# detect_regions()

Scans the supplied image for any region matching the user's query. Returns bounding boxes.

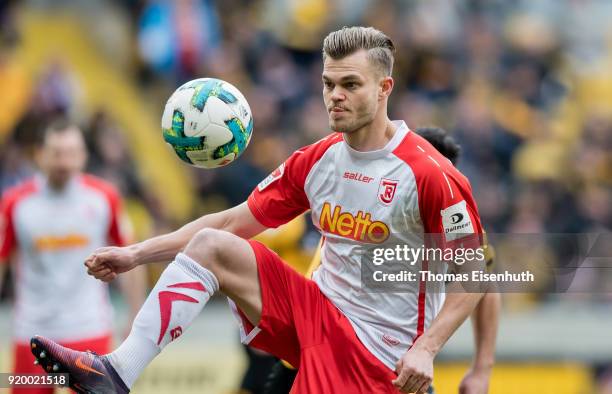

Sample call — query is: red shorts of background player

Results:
[12,334,112,394]
[234,240,401,394]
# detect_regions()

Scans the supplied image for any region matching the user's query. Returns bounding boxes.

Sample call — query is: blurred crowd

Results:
[0,0,610,295]
[128,0,611,234]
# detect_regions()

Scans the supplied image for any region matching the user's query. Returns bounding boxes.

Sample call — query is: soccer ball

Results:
[161,78,253,169]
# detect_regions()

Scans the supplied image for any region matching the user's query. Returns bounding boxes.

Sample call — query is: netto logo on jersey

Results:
[319,202,390,243]
[34,234,90,251]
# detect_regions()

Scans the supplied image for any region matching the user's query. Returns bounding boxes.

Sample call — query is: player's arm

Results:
[394,237,488,393]
[393,165,487,393]
[459,290,500,394]
[460,239,500,393]
[415,286,484,355]
[394,285,484,393]
[471,291,500,371]
[88,137,316,282]
[394,235,489,393]
[86,202,267,281]
[134,201,265,263]
[394,258,487,394]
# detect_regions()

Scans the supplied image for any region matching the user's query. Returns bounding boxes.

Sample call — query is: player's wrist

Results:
[411,336,439,358]
[471,359,494,373]
[127,244,145,266]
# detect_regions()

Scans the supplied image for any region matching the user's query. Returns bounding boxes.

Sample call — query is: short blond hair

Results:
[322,26,395,76]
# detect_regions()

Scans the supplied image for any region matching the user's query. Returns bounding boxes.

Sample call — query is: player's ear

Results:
[379,76,394,100]
[33,146,46,170]
[77,148,88,171]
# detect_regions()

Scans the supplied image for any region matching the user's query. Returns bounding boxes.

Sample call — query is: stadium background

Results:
[0,0,610,393]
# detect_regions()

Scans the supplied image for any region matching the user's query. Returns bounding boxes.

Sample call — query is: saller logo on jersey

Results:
[320,202,390,243]
[343,171,373,183]
[441,200,474,242]
[258,163,285,191]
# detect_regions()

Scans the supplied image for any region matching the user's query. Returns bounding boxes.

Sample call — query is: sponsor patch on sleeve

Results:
[258,163,285,191]
[441,200,474,242]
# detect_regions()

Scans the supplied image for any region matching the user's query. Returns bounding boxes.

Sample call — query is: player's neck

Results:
[45,175,77,192]
[48,182,68,192]
[344,115,396,152]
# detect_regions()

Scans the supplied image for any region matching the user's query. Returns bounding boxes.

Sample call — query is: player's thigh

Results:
[185,228,261,325]
[235,240,311,366]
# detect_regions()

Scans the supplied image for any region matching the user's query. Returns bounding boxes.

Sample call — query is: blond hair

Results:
[322,26,395,76]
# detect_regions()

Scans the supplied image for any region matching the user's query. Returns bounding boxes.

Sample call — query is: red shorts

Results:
[236,240,400,394]
[12,334,112,394]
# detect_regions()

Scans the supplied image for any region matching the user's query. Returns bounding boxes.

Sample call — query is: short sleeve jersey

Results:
[247,121,483,369]
[0,174,127,341]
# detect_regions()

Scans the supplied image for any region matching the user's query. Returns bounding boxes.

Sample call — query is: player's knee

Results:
[184,228,228,271]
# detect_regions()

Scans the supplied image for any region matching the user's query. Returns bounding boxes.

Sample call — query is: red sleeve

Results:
[395,132,483,250]
[0,192,16,262]
[417,167,483,250]
[106,187,127,247]
[0,180,37,262]
[81,175,128,247]
[248,133,343,228]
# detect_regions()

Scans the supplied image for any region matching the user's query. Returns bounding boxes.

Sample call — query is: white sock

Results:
[106,253,218,388]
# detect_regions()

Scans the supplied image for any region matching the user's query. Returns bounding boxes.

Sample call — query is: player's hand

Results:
[392,346,434,393]
[458,367,491,394]
[84,246,139,282]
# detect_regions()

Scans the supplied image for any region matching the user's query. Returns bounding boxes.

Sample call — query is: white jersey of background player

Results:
[0,121,145,394]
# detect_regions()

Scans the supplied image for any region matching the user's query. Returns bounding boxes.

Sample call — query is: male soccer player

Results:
[0,120,145,394]
[31,27,486,394]
[263,127,500,394]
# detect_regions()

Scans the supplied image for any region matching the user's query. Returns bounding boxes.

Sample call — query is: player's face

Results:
[40,128,87,189]
[322,50,384,133]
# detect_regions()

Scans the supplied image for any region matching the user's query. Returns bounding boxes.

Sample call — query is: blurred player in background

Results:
[262,126,501,394]
[0,119,146,394]
[31,27,486,394]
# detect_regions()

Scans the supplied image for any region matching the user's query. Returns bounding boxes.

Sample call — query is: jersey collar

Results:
[38,173,80,197]
[342,120,409,160]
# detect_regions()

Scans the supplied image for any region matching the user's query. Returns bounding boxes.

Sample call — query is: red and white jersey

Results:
[248,121,483,369]
[0,174,127,342]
